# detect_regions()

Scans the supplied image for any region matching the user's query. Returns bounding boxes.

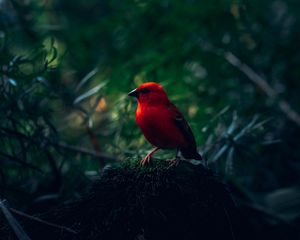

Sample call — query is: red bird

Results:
[128,82,202,166]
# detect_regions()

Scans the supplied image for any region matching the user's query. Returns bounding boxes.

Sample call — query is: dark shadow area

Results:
[1,161,251,240]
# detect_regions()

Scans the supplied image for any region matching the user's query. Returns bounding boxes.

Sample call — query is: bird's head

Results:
[128,82,169,105]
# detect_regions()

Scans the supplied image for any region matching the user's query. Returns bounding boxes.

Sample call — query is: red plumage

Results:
[128,82,202,165]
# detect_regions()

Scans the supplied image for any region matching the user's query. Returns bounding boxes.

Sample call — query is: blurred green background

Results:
[1,0,300,238]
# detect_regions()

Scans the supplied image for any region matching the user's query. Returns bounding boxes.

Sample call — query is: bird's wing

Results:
[167,102,197,148]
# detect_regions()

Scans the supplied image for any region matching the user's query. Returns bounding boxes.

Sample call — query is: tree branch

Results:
[199,40,300,127]
[0,199,76,235]
[223,51,300,127]
[9,207,77,235]
[56,142,119,162]
[0,127,119,163]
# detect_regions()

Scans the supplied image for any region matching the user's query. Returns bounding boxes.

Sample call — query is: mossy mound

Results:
[3,160,247,240]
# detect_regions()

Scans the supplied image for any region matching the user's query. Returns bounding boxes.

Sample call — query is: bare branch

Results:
[223,52,277,98]
[56,142,119,162]
[9,207,77,235]
[0,199,31,240]
[0,127,119,163]
[199,40,300,127]
[223,51,300,127]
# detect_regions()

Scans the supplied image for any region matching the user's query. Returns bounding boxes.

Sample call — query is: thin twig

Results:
[56,142,118,162]
[0,127,118,162]
[9,208,77,235]
[199,40,300,127]
[224,51,300,127]
[0,199,31,240]
[0,151,43,173]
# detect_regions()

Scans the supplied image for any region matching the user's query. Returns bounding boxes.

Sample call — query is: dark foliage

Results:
[1,0,300,239]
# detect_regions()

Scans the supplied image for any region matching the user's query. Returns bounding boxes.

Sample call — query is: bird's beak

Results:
[128,88,138,98]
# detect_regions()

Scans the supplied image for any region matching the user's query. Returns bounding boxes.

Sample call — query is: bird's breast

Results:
[135,104,187,149]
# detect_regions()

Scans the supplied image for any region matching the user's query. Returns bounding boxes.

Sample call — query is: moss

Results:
[3,160,247,240]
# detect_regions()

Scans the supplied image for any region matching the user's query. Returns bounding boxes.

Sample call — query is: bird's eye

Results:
[139,88,150,94]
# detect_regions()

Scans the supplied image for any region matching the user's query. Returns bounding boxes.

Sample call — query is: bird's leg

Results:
[167,148,181,167]
[140,147,159,166]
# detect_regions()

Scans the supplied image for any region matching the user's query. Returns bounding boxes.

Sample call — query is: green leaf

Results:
[226,111,238,135]
[0,200,31,240]
[225,147,235,175]
[262,187,300,222]
[8,78,17,86]
[234,115,258,141]
[73,81,106,105]
[211,144,229,162]
[75,68,99,92]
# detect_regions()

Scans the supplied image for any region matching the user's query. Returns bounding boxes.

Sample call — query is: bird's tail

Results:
[180,147,203,161]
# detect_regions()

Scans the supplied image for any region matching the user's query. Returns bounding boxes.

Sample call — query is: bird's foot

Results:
[140,147,159,166]
[167,157,181,168]
[140,155,151,166]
